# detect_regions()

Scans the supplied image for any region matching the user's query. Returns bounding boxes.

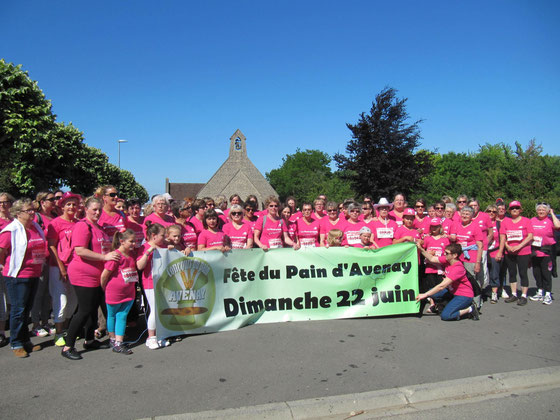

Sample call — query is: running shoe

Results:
[517,296,528,306]
[491,292,498,303]
[504,295,518,303]
[543,294,553,305]
[470,303,480,321]
[54,333,66,347]
[529,291,544,302]
[33,327,49,338]
[112,343,133,355]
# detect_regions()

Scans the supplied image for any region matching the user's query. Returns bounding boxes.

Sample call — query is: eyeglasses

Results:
[0,201,12,205]
[350,209,360,213]
[486,210,497,214]
[269,204,278,208]
[327,209,337,213]
[457,200,467,203]
[434,207,444,210]
[231,211,242,216]
[20,208,35,214]
[105,192,118,198]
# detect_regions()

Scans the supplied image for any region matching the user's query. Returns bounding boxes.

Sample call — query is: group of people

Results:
[0,188,558,359]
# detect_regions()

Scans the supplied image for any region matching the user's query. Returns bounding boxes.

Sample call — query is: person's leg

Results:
[114,300,134,341]
[440,295,473,321]
[489,256,500,302]
[530,256,544,300]
[31,267,50,332]
[0,275,8,338]
[481,250,489,289]
[144,288,156,337]
[464,262,483,307]
[64,285,97,350]
[5,276,37,349]
[106,302,117,340]
[541,255,553,304]
[499,257,508,297]
[83,287,102,343]
[49,265,73,337]
[505,254,519,300]
[517,254,530,301]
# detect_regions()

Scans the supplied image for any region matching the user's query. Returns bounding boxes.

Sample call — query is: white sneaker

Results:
[146,337,160,350]
[530,292,544,302]
[501,290,509,299]
[543,295,552,305]
[491,292,498,303]
[157,339,170,348]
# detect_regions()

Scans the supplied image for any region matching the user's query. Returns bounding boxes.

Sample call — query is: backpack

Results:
[59,220,92,266]
[464,268,482,297]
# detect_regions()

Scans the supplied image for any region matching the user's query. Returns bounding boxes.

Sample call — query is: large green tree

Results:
[266,149,355,204]
[334,87,433,199]
[0,59,148,202]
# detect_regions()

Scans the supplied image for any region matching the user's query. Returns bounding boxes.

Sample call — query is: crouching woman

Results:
[416,243,479,321]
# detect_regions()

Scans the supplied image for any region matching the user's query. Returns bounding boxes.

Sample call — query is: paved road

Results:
[1,262,559,419]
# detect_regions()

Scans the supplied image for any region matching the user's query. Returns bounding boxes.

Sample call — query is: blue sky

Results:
[3,1,559,198]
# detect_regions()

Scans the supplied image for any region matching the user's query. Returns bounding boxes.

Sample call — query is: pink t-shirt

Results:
[438,256,474,298]
[342,221,365,247]
[0,217,12,231]
[46,216,77,267]
[296,218,320,248]
[137,243,156,289]
[388,210,403,227]
[499,217,533,256]
[127,217,145,249]
[181,223,198,249]
[452,212,462,223]
[255,217,284,249]
[198,229,225,249]
[413,217,430,236]
[451,221,484,262]
[34,212,53,234]
[488,220,500,258]
[289,211,302,222]
[319,217,347,245]
[442,218,454,236]
[67,220,110,287]
[0,225,47,278]
[222,222,252,249]
[531,217,558,257]
[104,250,137,305]
[472,212,491,250]
[144,212,175,235]
[188,216,205,235]
[423,235,450,274]
[282,219,298,243]
[394,225,421,242]
[371,219,398,248]
[98,210,128,240]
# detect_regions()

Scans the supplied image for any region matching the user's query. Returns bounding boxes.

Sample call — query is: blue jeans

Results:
[4,276,39,348]
[432,289,473,321]
[106,300,134,337]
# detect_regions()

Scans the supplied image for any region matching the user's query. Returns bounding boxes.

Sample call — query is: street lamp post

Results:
[118,139,128,168]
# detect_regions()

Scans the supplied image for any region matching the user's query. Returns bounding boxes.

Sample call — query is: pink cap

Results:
[430,217,442,226]
[58,191,81,206]
[403,208,415,216]
[509,200,522,208]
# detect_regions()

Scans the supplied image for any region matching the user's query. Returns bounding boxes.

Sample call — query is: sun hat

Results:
[373,197,393,210]
[58,192,81,206]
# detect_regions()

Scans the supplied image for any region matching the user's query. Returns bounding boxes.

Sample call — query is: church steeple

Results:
[229,129,247,161]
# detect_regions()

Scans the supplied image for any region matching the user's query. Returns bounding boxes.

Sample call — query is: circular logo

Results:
[155,256,215,331]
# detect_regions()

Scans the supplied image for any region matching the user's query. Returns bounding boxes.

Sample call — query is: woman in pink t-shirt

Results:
[389,193,406,227]
[281,205,298,244]
[496,201,534,306]
[296,203,321,248]
[529,203,560,305]
[188,199,207,235]
[319,202,347,247]
[98,185,128,240]
[342,202,365,247]
[0,192,14,347]
[417,243,479,321]
[420,218,450,313]
[143,195,175,235]
[413,198,429,235]
[222,204,254,249]
[485,204,504,303]
[0,198,47,356]
[61,197,121,361]
[198,209,231,252]
[394,208,421,244]
[126,198,145,251]
[371,201,397,248]
[100,229,138,355]
[254,196,296,250]
[312,198,326,221]
[46,192,81,344]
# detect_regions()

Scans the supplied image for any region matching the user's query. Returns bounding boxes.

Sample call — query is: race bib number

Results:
[231,241,245,249]
[506,230,523,242]
[346,231,360,245]
[376,227,394,239]
[268,238,283,249]
[532,236,543,247]
[300,238,316,248]
[121,268,139,283]
[31,247,46,265]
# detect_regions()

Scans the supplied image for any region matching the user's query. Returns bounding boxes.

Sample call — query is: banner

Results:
[152,243,419,339]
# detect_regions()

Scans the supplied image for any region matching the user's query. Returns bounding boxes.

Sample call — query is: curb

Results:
[144,366,560,419]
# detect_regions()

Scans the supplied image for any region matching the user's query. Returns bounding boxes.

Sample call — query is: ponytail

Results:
[112,228,136,251]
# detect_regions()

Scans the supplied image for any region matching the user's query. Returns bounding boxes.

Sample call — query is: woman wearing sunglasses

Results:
[529,202,560,305]
[496,201,533,306]
[486,205,507,303]
[98,186,128,241]
[254,196,297,250]
[222,204,254,249]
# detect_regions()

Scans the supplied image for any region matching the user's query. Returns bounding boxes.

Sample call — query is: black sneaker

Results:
[83,340,110,350]
[112,343,133,355]
[504,295,518,303]
[517,296,528,306]
[0,334,8,348]
[61,347,83,360]
[470,303,480,321]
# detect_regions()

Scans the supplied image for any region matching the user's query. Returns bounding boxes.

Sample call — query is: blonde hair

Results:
[327,229,343,247]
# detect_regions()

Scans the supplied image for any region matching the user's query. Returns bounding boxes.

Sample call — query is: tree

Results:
[266,149,355,204]
[0,59,148,202]
[334,87,433,199]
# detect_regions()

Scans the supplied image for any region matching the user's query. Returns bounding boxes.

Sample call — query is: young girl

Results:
[100,229,137,355]
[136,223,170,350]
[198,209,231,252]
[421,218,451,313]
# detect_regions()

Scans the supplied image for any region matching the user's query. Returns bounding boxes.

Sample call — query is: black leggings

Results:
[532,255,552,293]
[505,254,530,288]
[66,285,103,348]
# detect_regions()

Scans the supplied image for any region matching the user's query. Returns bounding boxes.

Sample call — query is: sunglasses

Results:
[457,200,467,203]
[327,209,337,213]
[245,208,254,212]
[509,206,521,210]
[537,202,549,206]
[269,204,278,208]
[415,205,425,208]
[54,196,63,200]
[434,207,444,210]
[486,210,497,214]
[44,197,57,202]
[105,192,118,198]
[231,211,242,216]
